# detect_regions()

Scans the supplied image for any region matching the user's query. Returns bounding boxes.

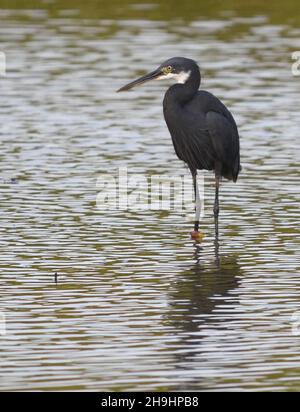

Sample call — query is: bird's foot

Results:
[190,230,204,241]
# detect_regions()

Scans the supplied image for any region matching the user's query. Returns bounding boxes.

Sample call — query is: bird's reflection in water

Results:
[167,244,241,326]
[164,244,243,370]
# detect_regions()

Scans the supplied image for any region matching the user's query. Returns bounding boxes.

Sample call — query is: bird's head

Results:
[117,57,199,92]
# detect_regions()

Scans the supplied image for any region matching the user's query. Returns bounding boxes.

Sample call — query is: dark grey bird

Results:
[117,57,240,241]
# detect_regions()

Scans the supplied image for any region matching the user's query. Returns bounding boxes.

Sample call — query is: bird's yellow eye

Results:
[162,65,173,75]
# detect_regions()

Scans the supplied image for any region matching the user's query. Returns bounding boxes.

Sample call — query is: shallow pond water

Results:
[0,1,300,391]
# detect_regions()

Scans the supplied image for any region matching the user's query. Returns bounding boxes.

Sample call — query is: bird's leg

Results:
[191,172,203,240]
[193,172,200,232]
[214,173,220,240]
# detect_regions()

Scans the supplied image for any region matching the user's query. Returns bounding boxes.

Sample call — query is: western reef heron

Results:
[117,57,241,241]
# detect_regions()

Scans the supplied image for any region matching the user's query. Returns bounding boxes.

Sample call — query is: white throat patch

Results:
[176,70,191,84]
[157,70,191,84]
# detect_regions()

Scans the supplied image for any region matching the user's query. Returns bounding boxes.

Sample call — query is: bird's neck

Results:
[164,69,201,106]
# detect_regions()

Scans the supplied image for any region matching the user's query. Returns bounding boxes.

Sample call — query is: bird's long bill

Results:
[117,68,161,92]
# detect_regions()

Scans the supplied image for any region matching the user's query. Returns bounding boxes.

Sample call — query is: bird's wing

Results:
[206,111,240,181]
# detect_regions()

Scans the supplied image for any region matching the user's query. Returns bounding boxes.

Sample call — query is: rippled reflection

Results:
[167,248,241,330]
[164,248,242,389]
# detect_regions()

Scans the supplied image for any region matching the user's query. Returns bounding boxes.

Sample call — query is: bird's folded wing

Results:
[206,111,240,181]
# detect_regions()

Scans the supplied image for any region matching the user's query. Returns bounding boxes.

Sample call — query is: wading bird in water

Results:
[117,57,240,241]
